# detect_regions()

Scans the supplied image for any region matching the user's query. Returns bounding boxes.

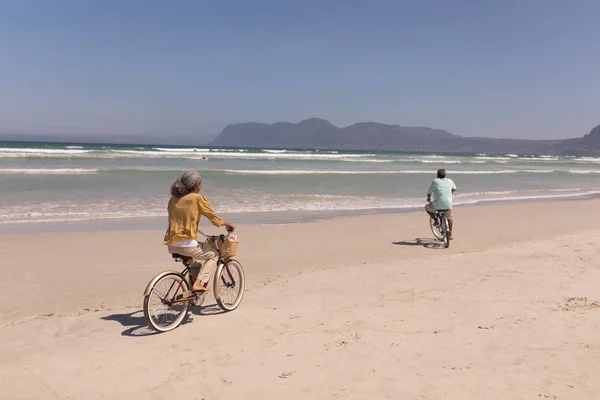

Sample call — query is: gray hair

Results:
[170,171,203,197]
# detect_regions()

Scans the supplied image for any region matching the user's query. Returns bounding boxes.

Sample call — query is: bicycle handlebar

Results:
[198,229,234,240]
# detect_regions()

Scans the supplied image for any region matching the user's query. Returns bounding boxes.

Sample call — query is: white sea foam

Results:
[419,160,462,164]
[515,156,561,161]
[209,148,248,152]
[0,146,378,161]
[454,190,600,206]
[153,147,211,153]
[475,156,512,160]
[0,148,90,157]
[567,170,600,174]
[0,147,89,154]
[2,188,598,224]
[99,149,374,160]
[0,211,166,224]
[214,169,554,175]
[339,159,395,163]
[0,168,99,174]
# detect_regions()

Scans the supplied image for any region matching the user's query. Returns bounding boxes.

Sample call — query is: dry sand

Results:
[1,200,600,399]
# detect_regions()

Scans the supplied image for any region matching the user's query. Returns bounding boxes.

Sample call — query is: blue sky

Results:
[0,0,598,139]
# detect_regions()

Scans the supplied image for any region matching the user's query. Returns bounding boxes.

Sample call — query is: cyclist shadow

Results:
[392,238,445,249]
[102,304,226,337]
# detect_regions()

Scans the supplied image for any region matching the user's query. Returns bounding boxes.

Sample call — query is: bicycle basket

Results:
[217,237,238,258]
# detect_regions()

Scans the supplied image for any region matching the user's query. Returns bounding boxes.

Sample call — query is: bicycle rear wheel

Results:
[442,218,450,248]
[143,272,189,332]
[430,216,443,240]
[214,259,245,311]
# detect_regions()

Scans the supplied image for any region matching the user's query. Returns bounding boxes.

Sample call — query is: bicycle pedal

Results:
[192,293,206,306]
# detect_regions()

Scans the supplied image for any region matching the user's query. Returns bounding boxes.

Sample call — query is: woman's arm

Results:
[197,195,235,231]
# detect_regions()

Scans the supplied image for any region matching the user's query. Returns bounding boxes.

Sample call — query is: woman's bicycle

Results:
[429,210,450,248]
[142,230,245,332]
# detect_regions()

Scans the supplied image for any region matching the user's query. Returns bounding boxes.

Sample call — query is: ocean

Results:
[1,141,599,231]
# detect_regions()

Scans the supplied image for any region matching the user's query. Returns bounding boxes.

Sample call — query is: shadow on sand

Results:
[392,237,445,250]
[102,303,227,337]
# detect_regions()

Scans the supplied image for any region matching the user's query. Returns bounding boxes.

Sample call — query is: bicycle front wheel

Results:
[143,272,189,332]
[214,259,245,311]
[430,217,444,240]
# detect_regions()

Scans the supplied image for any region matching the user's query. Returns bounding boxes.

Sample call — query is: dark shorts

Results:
[425,203,454,219]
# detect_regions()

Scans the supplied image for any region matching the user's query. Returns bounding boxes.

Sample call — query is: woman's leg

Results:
[168,244,219,291]
[194,242,219,286]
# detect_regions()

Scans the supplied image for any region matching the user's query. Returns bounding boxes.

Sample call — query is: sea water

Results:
[1,141,599,231]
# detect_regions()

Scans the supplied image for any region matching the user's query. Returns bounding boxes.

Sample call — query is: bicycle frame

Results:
[159,257,237,305]
[143,228,244,332]
[438,213,447,235]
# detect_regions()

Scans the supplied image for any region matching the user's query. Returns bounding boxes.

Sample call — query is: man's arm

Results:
[427,182,433,202]
[451,180,457,193]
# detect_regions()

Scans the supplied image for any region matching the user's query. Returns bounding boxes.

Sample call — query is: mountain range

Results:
[211,118,600,156]
[2,120,600,155]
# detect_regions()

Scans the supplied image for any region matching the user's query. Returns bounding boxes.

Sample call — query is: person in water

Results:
[164,171,234,299]
[425,168,457,239]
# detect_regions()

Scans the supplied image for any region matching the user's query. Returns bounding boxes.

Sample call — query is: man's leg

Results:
[446,209,454,239]
[425,203,438,226]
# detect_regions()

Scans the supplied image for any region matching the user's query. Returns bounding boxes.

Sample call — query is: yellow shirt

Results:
[163,193,225,245]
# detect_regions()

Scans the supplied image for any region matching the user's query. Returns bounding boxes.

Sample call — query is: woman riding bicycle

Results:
[163,171,235,299]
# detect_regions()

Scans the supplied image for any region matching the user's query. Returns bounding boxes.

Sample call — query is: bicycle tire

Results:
[429,216,444,240]
[214,259,245,312]
[443,217,450,248]
[143,272,190,332]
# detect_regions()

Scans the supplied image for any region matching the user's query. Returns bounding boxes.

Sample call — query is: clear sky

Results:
[0,0,598,139]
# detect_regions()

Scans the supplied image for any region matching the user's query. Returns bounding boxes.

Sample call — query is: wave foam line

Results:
[213,169,554,175]
[568,170,600,174]
[0,148,90,154]
[1,189,598,224]
[0,168,99,174]
[153,147,211,153]
[455,190,600,206]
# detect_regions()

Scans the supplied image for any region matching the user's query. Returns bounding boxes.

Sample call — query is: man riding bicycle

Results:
[425,169,457,240]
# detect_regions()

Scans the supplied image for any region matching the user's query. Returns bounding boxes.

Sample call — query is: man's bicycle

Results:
[142,230,245,332]
[429,210,450,248]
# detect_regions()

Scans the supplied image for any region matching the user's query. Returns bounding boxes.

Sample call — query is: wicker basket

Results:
[217,238,238,258]
[204,236,238,258]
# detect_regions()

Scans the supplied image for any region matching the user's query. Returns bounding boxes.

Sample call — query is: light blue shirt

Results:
[427,178,457,210]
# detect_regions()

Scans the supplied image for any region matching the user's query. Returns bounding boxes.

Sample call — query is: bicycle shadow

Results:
[189,303,227,317]
[101,310,160,337]
[102,303,227,337]
[392,238,445,249]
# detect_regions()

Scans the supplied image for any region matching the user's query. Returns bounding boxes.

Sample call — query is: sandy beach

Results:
[1,199,600,399]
